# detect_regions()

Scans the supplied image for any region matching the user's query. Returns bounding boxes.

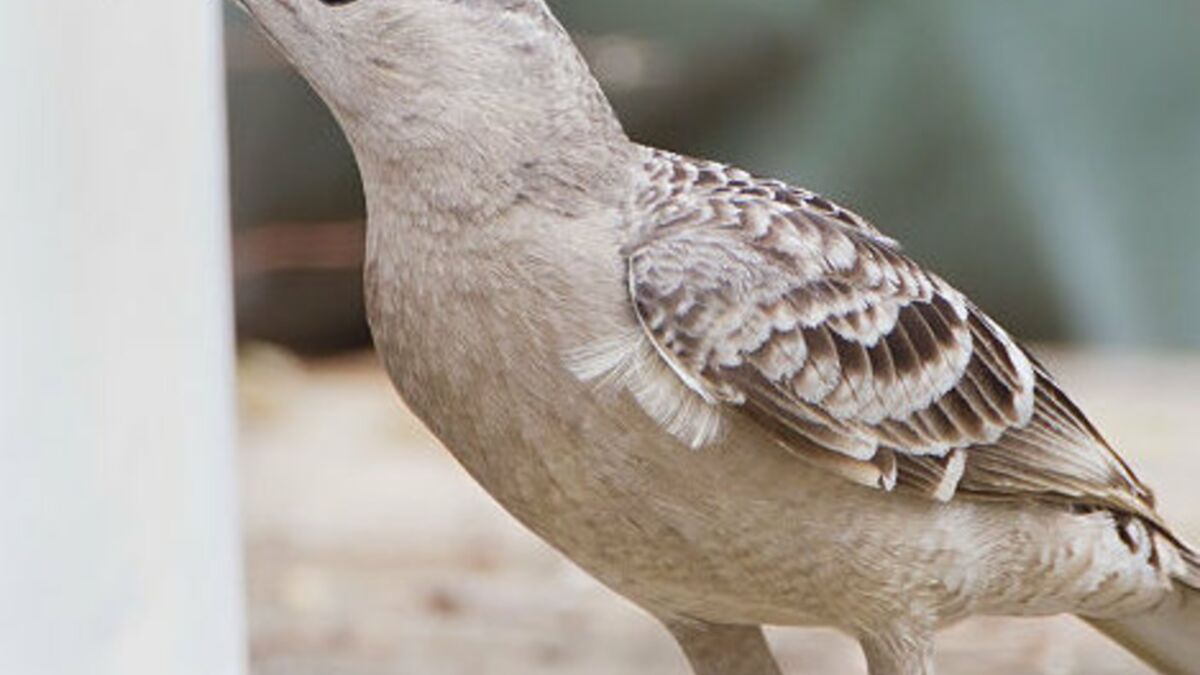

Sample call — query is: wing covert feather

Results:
[618,149,1156,519]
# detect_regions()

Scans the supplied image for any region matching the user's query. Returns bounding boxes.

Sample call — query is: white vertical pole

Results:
[0,4,245,675]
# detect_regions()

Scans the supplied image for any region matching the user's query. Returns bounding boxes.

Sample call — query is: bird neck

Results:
[319,0,632,229]
[344,94,634,235]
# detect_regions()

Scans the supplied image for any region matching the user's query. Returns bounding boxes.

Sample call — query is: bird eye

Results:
[318,0,360,6]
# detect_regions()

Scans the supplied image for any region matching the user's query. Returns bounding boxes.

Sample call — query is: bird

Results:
[237,0,1200,673]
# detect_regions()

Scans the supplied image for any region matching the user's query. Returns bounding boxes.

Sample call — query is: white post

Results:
[0,4,246,675]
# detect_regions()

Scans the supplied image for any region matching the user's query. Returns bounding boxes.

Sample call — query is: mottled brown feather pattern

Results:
[625,149,1158,522]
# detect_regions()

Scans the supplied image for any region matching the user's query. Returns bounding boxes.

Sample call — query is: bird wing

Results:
[619,149,1157,518]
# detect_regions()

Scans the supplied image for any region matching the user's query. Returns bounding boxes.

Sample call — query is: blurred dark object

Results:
[226,10,367,354]
[234,222,369,353]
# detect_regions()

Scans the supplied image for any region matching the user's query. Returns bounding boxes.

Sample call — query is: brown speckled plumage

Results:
[623,150,1157,523]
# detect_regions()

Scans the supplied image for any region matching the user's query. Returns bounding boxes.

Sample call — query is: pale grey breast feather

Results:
[609,147,1158,513]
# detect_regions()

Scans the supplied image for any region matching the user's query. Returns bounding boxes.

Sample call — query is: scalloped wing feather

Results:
[592,148,1158,519]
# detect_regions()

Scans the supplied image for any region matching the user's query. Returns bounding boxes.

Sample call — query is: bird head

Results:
[235,0,622,163]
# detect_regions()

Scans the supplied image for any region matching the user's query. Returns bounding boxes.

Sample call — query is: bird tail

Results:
[1085,552,1200,675]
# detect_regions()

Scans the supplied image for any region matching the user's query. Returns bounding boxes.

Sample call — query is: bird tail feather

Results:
[1085,556,1200,675]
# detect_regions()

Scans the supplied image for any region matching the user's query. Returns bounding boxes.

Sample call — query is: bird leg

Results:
[858,629,935,675]
[664,619,784,675]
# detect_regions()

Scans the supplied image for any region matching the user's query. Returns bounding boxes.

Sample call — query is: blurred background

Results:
[4,2,1196,675]
[225,2,1200,674]
[227,0,1200,353]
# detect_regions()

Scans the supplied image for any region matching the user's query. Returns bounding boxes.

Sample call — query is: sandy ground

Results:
[238,346,1199,675]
